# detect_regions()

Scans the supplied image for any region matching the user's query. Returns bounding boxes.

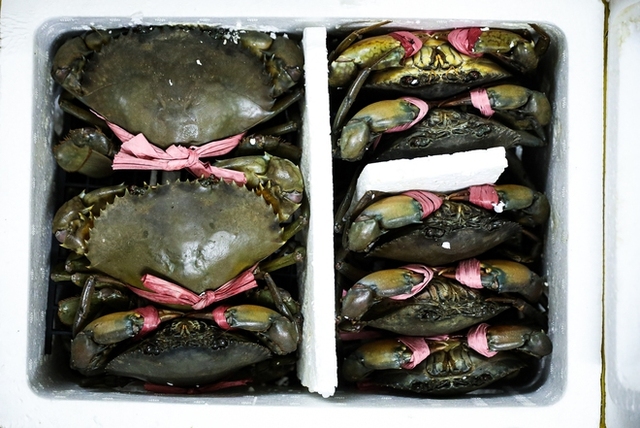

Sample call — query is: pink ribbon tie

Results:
[398,336,431,369]
[467,323,498,358]
[389,31,424,58]
[469,88,495,117]
[447,27,483,57]
[212,305,232,330]
[127,265,259,310]
[95,111,246,183]
[402,190,443,218]
[390,264,434,300]
[455,258,484,289]
[468,184,500,210]
[385,97,430,133]
[144,379,250,394]
[134,306,162,338]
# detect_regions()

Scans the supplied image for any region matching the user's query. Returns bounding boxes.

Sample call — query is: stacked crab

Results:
[330,23,553,396]
[48,25,307,393]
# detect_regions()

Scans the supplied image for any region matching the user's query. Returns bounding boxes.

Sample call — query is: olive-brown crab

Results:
[51,25,304,177]
[341,323,552,395]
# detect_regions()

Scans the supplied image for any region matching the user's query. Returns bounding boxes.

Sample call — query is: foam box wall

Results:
[605,0,640,426]
[0,0,605,426]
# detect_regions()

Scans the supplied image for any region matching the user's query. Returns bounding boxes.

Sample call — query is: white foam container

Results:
[605,0,640,426]
[0,0,613,426]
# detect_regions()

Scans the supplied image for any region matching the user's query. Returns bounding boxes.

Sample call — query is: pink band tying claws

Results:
[447,27,483,57]
[468,184,500,210]
[385,97,429,133]
[127,265,259,310]
[390,264,434,300]
[134,306,161,338]
[398,336,431,369]
[469,88,495,117]
[455,258,483,289]
[467,323,498,358]
[94,111,246,183]
[389,31,423,58]
[402,190,443,218]
[212,305,232,330]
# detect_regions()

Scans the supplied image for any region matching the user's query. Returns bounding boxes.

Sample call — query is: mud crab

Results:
[52,159,305,308]
[335,84,551,161]
[341,323,551,395]
[329,24,549,94]
[337,263,546,336]
[51,26,304,178]
[68,274,302,390]
[340,184,548,266]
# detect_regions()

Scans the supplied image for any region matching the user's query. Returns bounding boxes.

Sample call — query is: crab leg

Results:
[469,323,552,358]
[70,306,183,376]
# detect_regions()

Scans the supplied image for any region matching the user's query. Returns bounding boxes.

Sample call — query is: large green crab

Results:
[51,25,304,177]
[51,153,306,309]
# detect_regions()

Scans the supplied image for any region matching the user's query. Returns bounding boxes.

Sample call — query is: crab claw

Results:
[194,304,300,355]
[53,128,116,178]
[478,259,545,302]
[346,193,426,252]
[484,324,552,358]
[337,98,426,161]
[448,184,550,227]
[440,84,551,136]
[340,267,426,322]
[70,306,182,376]
[342,338,416,382]
[52,184,127,255]
[214,153,303,222]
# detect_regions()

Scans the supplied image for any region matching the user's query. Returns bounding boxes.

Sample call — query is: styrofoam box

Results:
[606,1,640,427]
[0,0,612,426]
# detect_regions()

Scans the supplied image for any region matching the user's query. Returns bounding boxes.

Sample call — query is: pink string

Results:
[212,305,232,330]
[385,97,430,133]
[134,306,161,338]
[144,379,250,394]
[402,190,443,218]
[126,265,259,310]
[94,111,246,183]
[447,27,483,57]
[389,31,423,58]
[468,184,500,210]
[455,258,483,289]
[390,264,434,300]
[467,323,498,357]
[398,336,431,369]
[469,88,495,117]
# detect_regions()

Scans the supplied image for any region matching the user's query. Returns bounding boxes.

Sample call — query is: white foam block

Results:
[354,147,508,201]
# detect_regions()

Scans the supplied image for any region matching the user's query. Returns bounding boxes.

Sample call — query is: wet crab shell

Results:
[87,179,284,295]
[365,200,521,266]
[53,26,302,147]
[359,277,510,336]
[106,318,272,387]
[364,345,527,396]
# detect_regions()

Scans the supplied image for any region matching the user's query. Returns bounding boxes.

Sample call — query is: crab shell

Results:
[365,200,521,266]
[373,108,544,161]
[363,344,527,396]
[86,179,284,295]
[106,318,272,387]
[355,277,510,336]
[52,26,303,148]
